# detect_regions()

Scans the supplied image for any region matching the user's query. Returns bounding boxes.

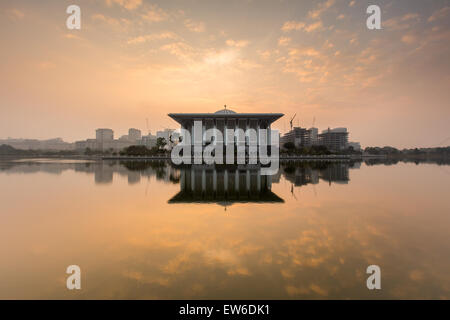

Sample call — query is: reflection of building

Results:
[281,162,350,186]
[318,128,348,151]
[168,107,283,157]
[281,165,319,186]
[318,163,349,185]
[169,165,284,205]
[94,162,113,184]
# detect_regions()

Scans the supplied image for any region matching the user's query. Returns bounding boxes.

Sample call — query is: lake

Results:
[0,159,449,299]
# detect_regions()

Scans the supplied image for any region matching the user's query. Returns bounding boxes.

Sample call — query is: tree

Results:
[122,145,151,156]
[283,142,295,150]
[156,137,167,150]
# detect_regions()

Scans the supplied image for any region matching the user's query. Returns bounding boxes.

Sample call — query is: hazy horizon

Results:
[1,0,449,148]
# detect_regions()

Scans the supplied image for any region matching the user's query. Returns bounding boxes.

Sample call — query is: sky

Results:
[0,0,449,148]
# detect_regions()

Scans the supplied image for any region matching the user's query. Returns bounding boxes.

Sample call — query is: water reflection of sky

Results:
[0,160,449,299]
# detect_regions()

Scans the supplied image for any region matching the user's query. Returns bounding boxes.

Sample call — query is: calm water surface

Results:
[0,159,449,299]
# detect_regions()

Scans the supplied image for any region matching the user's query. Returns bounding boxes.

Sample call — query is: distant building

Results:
[305,127,318,146]
[75,128,144,151]
[318,128,349,151]
[96,129,114,143]
[75,139,97,150]
[141,133,157,148]
[0,138,74,150]
[280,127,319,149]
[128,128,141,142]
[348,142,361,151]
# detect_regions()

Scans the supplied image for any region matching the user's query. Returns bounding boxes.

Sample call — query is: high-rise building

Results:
[318,128,348,151]
[280,127,319,149]
[141,133,157,148]
[128,128,141,142]
[96,129,114,143]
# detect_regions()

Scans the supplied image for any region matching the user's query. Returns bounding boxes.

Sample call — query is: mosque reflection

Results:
[0,159,358,204]
[169,165,283,204]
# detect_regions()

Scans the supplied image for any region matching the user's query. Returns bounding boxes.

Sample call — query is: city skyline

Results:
[1,0,449,148]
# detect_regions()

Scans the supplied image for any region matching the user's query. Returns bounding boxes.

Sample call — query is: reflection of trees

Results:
[120,160,169,181]
[120,160,166,171]
[365,158,450,166]
[280,161,351,187]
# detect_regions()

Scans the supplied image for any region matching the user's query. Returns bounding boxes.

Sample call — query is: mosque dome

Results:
[214,106,236,114]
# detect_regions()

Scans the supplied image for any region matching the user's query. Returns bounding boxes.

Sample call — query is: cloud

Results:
[401,34,417,45]
[308,0,335,19]
[36,61,56,70]
[384,13,420,31]
[258,50,272,60]
[141,4,169,22]
[64,33,84,41]
[288,48,320,57]
[184,19,205,32]
[428,6,450,22]
[91,13,131,29]
[282,21,306,32]
[278,37,291,46]
[105,0,142,10]
[226,39,249,48]
[282,20,323,33]
[205,50,237,65]
[304,21,323,32]
[402,13,420,21]
[160,42,195,61]
[127,32,178,45]
[7,8,24,20]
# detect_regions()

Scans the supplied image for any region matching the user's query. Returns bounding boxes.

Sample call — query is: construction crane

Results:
[146,118,150,136]
[289,113,297,130]
[312,116,316,128]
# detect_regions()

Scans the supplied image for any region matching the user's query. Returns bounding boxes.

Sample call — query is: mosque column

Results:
[191,167,195,190]
[257,169,261,191]
[246,169,250,192]
[202,169,206,193]
[224,169,228,192]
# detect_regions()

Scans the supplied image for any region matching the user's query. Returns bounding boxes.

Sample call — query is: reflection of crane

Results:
[290,113,297,130]
[291,184,298,201]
